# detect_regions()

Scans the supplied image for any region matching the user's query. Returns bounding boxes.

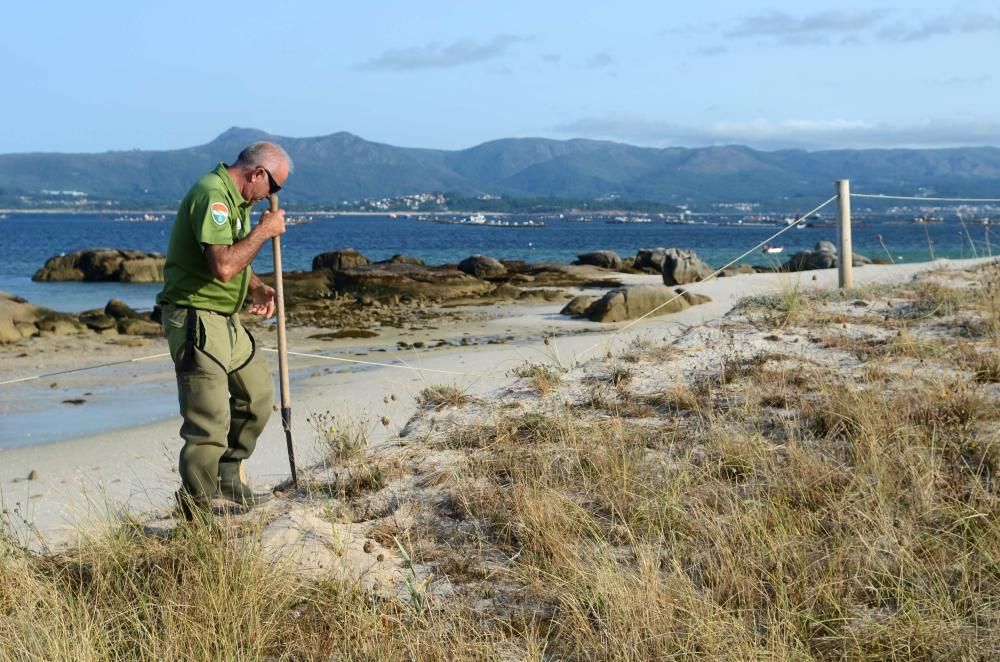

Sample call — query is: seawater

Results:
[1,212,993,312]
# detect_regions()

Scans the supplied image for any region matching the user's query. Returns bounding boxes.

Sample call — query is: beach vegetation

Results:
[3,263,999,659]
[306,409,369,462]
[510,361,563,395]
[417,384,473,409]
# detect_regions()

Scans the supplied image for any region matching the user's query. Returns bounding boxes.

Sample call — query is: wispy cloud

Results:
[727,9,889,39]
[552,115,1000,150]
[879,12,1000,42]
[357,35,532,72]
[585,52,615,69]
[718,8,1000,47]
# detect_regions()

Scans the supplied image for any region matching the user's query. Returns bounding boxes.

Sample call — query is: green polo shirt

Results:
[157,163,253,314]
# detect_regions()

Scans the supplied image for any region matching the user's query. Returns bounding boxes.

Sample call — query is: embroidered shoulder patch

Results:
[210,202,229,225]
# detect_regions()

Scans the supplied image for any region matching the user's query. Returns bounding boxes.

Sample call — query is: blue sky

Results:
[3,1,998,153]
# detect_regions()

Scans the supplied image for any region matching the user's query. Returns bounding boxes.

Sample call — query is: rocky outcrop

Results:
[560,295,595,316]
[634,248,668,274]
[782,241,872,272]
[33,249,165,283]
[719,264,756,278]
[661,248,714,285]
[333,264,493,301]
[379,254,425,266]
[573,251,623,271]
[312,249,371,272]
[0,292,45,343]
[502,263,624,288]
[577,284,711,323]
[0,292,161,343]
[458,255,507,279]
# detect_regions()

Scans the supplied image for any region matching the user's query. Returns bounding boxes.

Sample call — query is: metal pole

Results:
[269,193,297,487]
[836,179,853,289]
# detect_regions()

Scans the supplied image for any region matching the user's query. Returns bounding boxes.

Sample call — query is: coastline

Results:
[2,258,997,547]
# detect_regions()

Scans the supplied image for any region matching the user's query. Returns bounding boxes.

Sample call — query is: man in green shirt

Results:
[157,142,291,518]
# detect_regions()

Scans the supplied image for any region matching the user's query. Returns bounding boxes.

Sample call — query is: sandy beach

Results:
[1,258,996,547]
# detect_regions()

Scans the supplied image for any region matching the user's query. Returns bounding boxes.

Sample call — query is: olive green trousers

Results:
[161,304,274,499]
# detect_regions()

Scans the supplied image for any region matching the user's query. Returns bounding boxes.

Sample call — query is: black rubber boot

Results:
[218,461,274,507]
[175,489,213,523]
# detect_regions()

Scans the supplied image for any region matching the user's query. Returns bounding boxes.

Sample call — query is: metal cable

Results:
[851,193,1000,203]
[573,195,840,364]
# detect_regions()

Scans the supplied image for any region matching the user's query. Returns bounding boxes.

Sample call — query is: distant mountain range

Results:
[2,127,999,209]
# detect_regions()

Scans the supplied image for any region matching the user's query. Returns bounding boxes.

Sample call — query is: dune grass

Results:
[3,263,998,660]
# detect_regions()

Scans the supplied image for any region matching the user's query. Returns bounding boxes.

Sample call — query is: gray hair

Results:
[233,141,294,173]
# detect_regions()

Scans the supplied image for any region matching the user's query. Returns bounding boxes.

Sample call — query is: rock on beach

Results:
[33,248,165,283]
[575,284,712,323]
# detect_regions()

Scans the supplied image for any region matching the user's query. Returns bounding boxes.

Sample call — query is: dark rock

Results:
[37,316,87,336]
[573,250,623,270]
[78,310,117,332]
[117,318,162,336]
[33,248,164,282]
[634,248,668,274]
[458,255,507,279]
[586,284,700,323]
[781,241,873,272]
[333,263,493,301]
[311,249,370,272]
[661,248,714,285]
[719,264,755,277]
[257,270,334,303]
[490,283,522,300]
[105,299,140,320]
[561,295,595,316]
[380,254,425,266]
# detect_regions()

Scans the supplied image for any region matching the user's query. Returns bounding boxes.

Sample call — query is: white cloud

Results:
[720,8,1000,47]
[727,9,889,39]
[357,35,532,71]
[586,51,616,69]
[879,11,1000,42]
[551,115,1000,150]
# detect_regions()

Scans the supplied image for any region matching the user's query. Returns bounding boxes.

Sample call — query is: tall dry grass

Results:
[3,263,999,660]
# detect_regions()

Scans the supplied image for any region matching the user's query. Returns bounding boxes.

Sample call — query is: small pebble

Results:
[27,470,38,481]
[381,416,390,426]
[363,540,373,554]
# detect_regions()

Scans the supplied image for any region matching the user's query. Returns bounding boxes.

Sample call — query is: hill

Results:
[2,127,999,209]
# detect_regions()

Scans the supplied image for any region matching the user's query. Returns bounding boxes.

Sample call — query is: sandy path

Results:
[1,258,994,546]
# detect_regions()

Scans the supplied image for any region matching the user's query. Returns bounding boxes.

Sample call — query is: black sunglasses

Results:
[262,167,282,194]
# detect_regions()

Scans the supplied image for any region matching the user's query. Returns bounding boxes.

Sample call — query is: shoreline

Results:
[1,258,996,546]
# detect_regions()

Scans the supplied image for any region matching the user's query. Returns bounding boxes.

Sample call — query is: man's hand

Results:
[258,209,286,239]
[248,279,277,318]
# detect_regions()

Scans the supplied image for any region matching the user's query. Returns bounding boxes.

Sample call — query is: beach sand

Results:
[2,258,995,547]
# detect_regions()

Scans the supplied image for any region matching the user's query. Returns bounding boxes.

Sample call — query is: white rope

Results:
[851,193,1000,203]
[573,196,839,364]
[0,344,469,386]
[0,353,170,386]
[259,347,467,376]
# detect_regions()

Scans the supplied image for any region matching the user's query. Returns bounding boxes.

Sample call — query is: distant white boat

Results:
[762,244,784,255]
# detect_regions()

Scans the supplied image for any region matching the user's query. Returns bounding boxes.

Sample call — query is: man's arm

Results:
[204,209,285,282]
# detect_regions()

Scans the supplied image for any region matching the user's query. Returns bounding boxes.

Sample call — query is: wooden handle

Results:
[269,194,291,409]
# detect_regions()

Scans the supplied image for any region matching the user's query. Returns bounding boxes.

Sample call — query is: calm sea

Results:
[1,212,994,312]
